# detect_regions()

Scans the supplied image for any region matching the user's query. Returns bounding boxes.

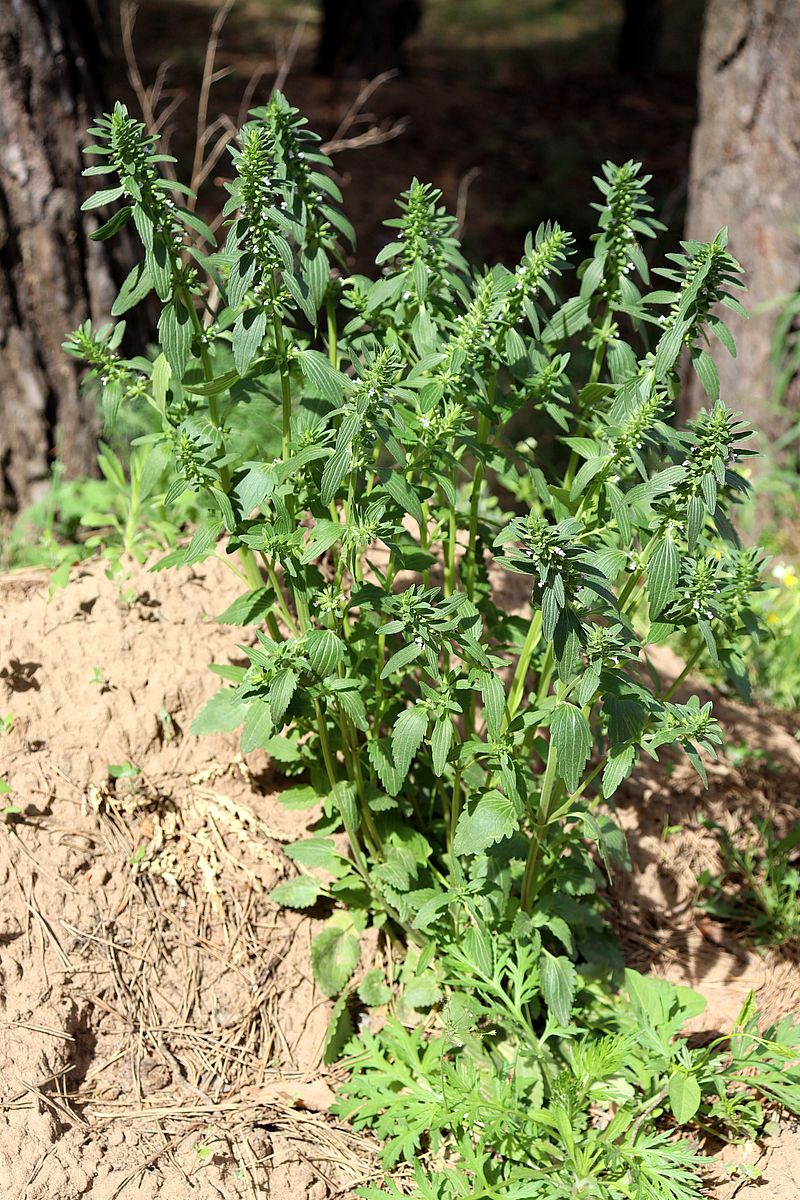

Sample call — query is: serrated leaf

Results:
[312,920,360,996]
[158,298,192,377]
[276,784,321,810]
[112,261,153,315]
[453,789,519,856]
[692,347,720,403]
[298,349,347,405]
[241,698,273,753]
[367,738,403,797]
[431,717,453,777]
[190,688,247,735]
[90,204,133,241]
[358,968,392,1007]
[549,703,591,793]
[233,307,267,375]
[270,875,324,909]
[480,672,506,739]
[269,668,297,727]
[391,705,429,775]
[668,1073,702,1125]
[323,992,354,1065]
[215,587,273,626]
[540,950,576,1027]
[602,745,636,798]
[402,977,441,1010]
[647,536,679,619]
[381,641,423,680]
[305,629,346,678]
[285,836,341,872]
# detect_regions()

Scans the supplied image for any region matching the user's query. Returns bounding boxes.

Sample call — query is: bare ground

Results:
[0,558,798,1197]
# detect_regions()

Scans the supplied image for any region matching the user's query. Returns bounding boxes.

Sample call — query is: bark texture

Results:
[683,0,800,441]
[0,0,119,511]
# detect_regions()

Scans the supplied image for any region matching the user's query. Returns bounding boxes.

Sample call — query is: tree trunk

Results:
[0,0,121,512]
[683,0,800,444]
[316,0,422,78]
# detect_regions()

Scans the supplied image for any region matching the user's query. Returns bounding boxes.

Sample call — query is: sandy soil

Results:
[0,557,798,1197]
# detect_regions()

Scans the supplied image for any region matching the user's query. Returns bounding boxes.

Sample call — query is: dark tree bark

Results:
[618,0,663,73]
[0,0,122,512]
[316,0,422,78]
[683,0,800,442]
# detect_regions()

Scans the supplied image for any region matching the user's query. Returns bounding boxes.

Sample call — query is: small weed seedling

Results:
[0,713,13,736]
[700,817,800,947]
[66,97,800,1199]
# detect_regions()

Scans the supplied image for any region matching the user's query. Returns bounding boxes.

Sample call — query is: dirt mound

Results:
[0,558,375,1199]
[0,557,798,1197]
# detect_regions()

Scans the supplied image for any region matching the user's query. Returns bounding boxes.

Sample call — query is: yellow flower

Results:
[767,611,780,625]
[783,569,798,589]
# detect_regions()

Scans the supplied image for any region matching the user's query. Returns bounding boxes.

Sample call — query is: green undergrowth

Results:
[62,95,800,1197]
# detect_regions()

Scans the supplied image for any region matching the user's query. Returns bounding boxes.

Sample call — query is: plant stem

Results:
[504,611,543,730]
[314,701,369,879]
[520,736,559,912]
[465,410,491,602]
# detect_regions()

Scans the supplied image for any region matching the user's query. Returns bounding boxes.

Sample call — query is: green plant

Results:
[699,818,800,947]
[67,100,799,1197]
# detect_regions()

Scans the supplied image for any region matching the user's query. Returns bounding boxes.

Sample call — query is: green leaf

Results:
[215,588,273,626]
[602,745,636,798]
[112,261,153,315]
[297,349,347,405]
[276,784,321,811]
[323,992,354,1065]
[647,536,679,619]
[550,703,592,793]
[312,918,360,996]
[540,950,576,1027]
[357,968,392,1007]
[542,296,590,341]
[269,668,297,727]
[233,307,267,375]
[381,641,423,680]
[90,205,133,241]
[382,470,424,527]
[402,977,441,1010]
[285,836,341,872]
[431,717,453,777]
[668,1073,702,1125]
[305,629,346,678]
[241,698,273,753]
[453,789,519,856]
[480,672,506,739]
[191,688,247,735]
[270,875,324,909]
[367,738,403,797]
[391,704,429,775]
[691,347,720,403]
[151,352,171,408]
[158,298,193,377]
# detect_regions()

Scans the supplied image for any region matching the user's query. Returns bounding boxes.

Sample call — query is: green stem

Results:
[269,284,293,461]
[504,611,543,730]
[465,410,492,602]
[314,702,369,879]
[520,737,559,912]
[326,294,339,369]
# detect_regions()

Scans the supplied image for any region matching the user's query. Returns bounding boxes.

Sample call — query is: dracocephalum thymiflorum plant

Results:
[66,100,800,1199]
